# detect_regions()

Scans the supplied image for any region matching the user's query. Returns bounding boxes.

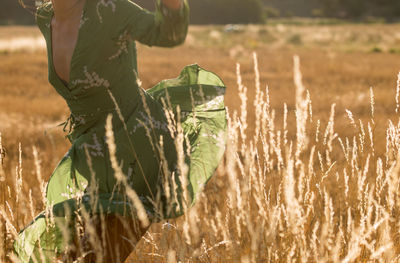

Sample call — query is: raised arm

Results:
[118,0,189,47]
[161,0,183,10]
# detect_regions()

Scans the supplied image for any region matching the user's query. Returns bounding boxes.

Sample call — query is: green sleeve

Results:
[119,0,189,47]
[35,3,52,36]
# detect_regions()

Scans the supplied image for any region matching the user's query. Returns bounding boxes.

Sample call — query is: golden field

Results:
[1,23,400,262]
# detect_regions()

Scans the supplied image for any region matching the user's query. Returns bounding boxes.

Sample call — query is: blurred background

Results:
[2,0,400,25]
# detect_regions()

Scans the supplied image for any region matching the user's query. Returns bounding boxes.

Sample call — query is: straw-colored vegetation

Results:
[1,24,400,262]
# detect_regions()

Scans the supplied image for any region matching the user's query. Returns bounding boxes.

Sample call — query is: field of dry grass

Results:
[1,23,400,262]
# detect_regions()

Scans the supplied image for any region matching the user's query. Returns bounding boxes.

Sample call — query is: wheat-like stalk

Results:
[0,133,6,262]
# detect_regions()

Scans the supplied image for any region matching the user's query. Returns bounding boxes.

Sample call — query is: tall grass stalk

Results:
[0,133,6,262]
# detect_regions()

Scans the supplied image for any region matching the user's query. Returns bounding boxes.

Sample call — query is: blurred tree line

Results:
[317,0,400,20]
[1,0,400,25]
[1,0,36,24]
[266,0,400,20]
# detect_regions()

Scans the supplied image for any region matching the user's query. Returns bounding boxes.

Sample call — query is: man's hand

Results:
[161,0,182,10]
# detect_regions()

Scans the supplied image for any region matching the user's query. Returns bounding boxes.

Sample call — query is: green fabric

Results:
[14,0,227,262]
[148,66,227,204]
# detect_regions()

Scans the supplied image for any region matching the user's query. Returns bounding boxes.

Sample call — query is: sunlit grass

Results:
[1,25,400,262]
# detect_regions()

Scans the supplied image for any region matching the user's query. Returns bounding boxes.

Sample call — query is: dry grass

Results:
[1,24,400,262]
